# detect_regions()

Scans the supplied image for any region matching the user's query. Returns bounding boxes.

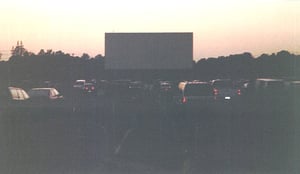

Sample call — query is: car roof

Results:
[30,88,55,90]
[212,79,231,82]
[186,81,210,85]
[256,78,283,82]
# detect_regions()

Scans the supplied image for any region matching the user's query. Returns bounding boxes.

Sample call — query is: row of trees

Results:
[0,44,299,85]
[193,51,299,80]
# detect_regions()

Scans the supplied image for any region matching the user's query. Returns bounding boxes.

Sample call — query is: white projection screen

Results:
[105,33,193,70]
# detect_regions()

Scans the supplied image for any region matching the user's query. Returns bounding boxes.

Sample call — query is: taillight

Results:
[182,96,187,103]
[213,88,219,95]
[91,86,95,90]
[237,89,242,95]
[85,87,88,90]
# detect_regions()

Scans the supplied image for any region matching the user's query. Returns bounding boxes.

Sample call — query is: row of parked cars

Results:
[2,78,297,115]
[172,78,300,110]
[172,79,242,109]
[99,78,297,106]
[0,86,65,115]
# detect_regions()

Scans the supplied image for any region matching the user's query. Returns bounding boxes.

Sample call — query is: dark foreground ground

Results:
[0,95,299,174]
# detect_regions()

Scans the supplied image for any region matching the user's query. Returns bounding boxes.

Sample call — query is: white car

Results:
[73,80,86,89]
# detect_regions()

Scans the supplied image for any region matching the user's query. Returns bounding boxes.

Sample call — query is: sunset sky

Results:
[0,0,299,60]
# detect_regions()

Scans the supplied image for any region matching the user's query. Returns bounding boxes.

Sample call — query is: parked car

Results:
[26,88,67,113]
[254,78,286,96]
[82,83,97,95]
[211,79,241,100]
[174,81,215,110]
[27,88,63,102]
[288,80,300,92]
[153,80,177,103]
[0,86,30,115]
[73,79,86,89]
[254,78,287,105]
[287,80,300,105]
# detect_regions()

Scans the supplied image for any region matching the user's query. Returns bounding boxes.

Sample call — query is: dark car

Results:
[27,88,63,102]
[82,83,97,95]
[26,88,68,113]
[254,78,286,97]
[174,81,215,110]
[253,78,288,107]
[211,79,241,100]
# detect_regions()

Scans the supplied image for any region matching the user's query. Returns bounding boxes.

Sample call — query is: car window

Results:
[9,88,20,100]
[20,89,30,99]
[16,89,24,99]
[52,89,59,96]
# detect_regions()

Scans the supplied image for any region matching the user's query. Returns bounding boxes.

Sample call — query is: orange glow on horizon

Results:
[0,0,299,60]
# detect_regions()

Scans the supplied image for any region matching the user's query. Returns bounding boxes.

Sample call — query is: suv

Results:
[254,78,286,99]
[175,81,215,109]
[255,79,285,94]
[211,79,241,100]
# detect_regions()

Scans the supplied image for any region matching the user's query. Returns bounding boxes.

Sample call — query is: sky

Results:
[0,0,299,61]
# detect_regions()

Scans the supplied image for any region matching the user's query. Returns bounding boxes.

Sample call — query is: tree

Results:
[46,49,53,56]
[94,54,104,59]
[81,53,90,60]
[38,49,46,56]
[54,50,65,56]
[11,41,27,57]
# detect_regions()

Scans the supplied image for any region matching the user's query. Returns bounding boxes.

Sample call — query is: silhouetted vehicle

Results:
[27,88,63,102]
[153,80,177,103]
[108,80,145,102]
[211,79,241,100]
[73,79,86,89]
[174,81,215,110]
[288,81,300,93]
[287,80,300,106]
[159,81,172,92]
[0,86,30,115]
[26,88,66,113]
[82,83,97,95]
[254,78,286,95]
[254,78,287,106]
[124,81,145,102]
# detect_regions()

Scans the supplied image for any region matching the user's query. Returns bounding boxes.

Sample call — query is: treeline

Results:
[193,51,300,80]
[0,50,299,85]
